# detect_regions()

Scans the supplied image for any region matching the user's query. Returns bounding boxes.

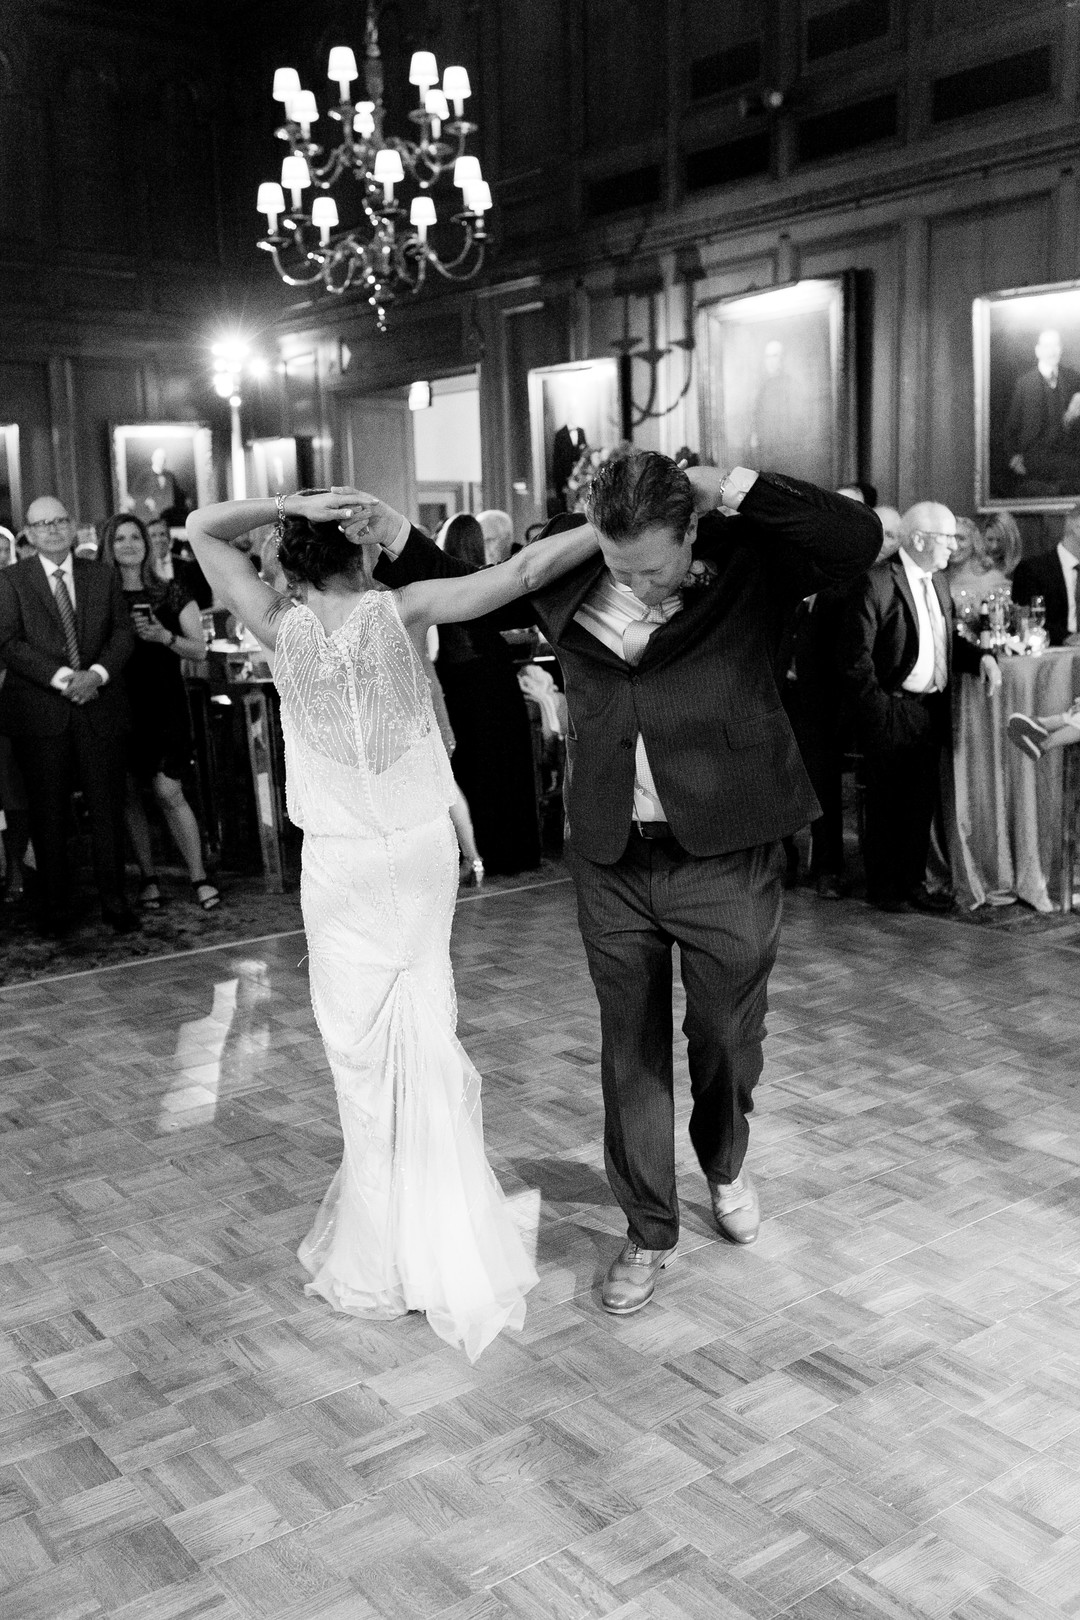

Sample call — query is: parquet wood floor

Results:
[2,874,1080,1618]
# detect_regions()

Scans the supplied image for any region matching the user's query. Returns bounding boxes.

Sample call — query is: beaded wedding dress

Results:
[274,590,538,1361]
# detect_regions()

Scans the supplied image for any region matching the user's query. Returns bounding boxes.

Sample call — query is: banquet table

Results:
[948,646,1080,911]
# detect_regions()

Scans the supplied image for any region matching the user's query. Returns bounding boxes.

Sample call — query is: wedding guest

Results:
[0,527,29,903]
[433,514,540,875]
[0,496,136,935]
[1011,505,1080,647]
[839,501,1001,913]
[99,514,219,912]
[477,509,515,566]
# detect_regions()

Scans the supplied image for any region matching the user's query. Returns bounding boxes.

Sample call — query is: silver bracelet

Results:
[274,492,287,533]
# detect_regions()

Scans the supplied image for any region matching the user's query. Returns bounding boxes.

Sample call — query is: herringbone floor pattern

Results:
[2,872,1080,1619]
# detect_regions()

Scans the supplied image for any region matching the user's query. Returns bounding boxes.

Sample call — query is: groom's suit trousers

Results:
[568,832,785,1251]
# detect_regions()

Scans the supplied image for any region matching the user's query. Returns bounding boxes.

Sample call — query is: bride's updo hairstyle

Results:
[277,502,364,592]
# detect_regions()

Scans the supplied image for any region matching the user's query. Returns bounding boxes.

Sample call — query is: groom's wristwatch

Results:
[718,467,758,512]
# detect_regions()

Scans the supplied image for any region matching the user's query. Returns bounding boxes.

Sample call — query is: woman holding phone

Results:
[99,513,219,911]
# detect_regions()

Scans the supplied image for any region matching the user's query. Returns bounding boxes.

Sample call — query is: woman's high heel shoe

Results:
[460,858,484,888]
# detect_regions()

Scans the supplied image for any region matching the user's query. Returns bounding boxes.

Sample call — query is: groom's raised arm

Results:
[698,471,881,601]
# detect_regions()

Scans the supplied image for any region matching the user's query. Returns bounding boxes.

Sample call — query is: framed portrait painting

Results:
[974,280,1080,512]
[698,277,854,489]
[112,423,214,529]
[528,359,621,519]
[0,424,22,532]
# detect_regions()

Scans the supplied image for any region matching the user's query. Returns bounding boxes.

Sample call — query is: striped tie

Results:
[920,574,946,691]
[53,572,81,670]
[622,603,672,666]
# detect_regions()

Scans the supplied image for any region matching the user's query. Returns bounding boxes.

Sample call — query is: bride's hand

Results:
[286,489,363,526]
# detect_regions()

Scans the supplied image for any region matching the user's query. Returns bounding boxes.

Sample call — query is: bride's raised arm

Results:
[394,522,600,631]
[186,490,359,650]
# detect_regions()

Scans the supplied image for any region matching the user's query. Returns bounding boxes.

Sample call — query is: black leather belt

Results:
[632,821,673,840]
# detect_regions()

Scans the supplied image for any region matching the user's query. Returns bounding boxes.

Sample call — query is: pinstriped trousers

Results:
[567,834,785,1250]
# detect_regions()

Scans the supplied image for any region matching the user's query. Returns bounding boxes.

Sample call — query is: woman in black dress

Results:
[100,514,220,910]
[434,514,539,875]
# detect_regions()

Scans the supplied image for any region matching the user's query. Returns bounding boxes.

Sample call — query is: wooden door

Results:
[338,394,417,522]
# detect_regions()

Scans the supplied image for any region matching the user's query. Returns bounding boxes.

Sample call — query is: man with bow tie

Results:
[0,495,136,936]
[369,451,879,1314]
[838,501,1001,917]
[1005,328,1080,496]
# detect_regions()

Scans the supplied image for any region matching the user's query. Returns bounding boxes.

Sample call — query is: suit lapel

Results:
[73,559,93,654]
[538,556,610,644]
[26,556,68,647]
[892,557,918,635]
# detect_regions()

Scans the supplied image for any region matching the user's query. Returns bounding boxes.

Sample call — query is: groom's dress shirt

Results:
[574,576,682,822]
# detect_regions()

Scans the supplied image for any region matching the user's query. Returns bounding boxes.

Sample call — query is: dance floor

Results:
[2,874,1080,1620]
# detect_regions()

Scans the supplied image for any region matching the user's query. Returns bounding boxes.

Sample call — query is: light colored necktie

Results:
[622,605,667,667]
[920,574,946,691]
[53,572,81,670]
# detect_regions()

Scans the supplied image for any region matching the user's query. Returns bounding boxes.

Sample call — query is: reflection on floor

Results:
[2,878,1080,1619]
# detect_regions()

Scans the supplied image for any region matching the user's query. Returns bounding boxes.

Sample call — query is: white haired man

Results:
[839,501,1001,912]
[476,509,515,567]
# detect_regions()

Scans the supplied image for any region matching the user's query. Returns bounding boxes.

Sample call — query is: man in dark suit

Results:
[0,496,137,935]
[1005,329,1080,496]
[838,501,1000,914]
[1011,506,1080,648]
[365,453,879,1314]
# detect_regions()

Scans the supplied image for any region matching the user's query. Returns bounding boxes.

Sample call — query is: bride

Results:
[187,488,597,1360]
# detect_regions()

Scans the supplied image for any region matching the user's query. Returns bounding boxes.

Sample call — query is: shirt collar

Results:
[899,546,935,584]
[609,576,684,618]
[39,551,73,580]
[1057,543,1079,574]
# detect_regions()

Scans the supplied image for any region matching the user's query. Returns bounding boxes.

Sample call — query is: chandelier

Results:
[256,2,491,329]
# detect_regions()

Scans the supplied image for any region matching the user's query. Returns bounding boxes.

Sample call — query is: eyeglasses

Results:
[913,530,956,544]
[29,518,72,533]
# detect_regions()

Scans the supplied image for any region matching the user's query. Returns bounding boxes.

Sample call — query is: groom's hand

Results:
[330,487,406,550]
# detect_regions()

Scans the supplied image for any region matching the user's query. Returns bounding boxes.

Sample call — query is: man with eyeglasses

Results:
[0,495,136,936]
[839,501,1001,913]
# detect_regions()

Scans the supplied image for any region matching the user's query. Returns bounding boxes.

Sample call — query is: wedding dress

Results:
[274,590,538,1361]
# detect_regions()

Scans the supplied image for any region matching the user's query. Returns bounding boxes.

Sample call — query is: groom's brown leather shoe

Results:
[709,1172,760,1244]
[601,1240,676,1314]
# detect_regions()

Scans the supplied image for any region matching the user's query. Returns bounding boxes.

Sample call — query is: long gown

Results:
[273,590,538,1362]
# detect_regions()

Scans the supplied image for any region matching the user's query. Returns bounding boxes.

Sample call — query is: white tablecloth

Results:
[948,648,1080,911]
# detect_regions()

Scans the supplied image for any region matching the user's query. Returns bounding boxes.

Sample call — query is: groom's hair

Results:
[585,449,694,544]
[278,515,365,591]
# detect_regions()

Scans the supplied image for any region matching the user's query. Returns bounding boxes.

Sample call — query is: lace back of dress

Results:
[274,593,453,836]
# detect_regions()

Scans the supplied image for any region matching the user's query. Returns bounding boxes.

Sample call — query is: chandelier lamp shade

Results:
[255,0,490,328]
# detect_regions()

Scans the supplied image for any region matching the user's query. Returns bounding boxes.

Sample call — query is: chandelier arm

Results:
[264,241,332,287]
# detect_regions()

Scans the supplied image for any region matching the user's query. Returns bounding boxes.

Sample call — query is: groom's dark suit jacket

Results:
[377,473,880,864]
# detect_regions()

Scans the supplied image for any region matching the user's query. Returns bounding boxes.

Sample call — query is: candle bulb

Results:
[410,195,436,245]
[442,65,470,119]
[424,89,449,140]
[311,196,338,246]
[272,66,301,103]
[257,180,286,234]
[281,153,310,211]
[373,147,404,204]
[409,51,438,102]
[292,90,318,138]
[453,154,482,193]
[327,45,357,105]
[353,101,375,139]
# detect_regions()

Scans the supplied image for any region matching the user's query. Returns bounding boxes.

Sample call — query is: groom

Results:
[369,455,879,1312]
